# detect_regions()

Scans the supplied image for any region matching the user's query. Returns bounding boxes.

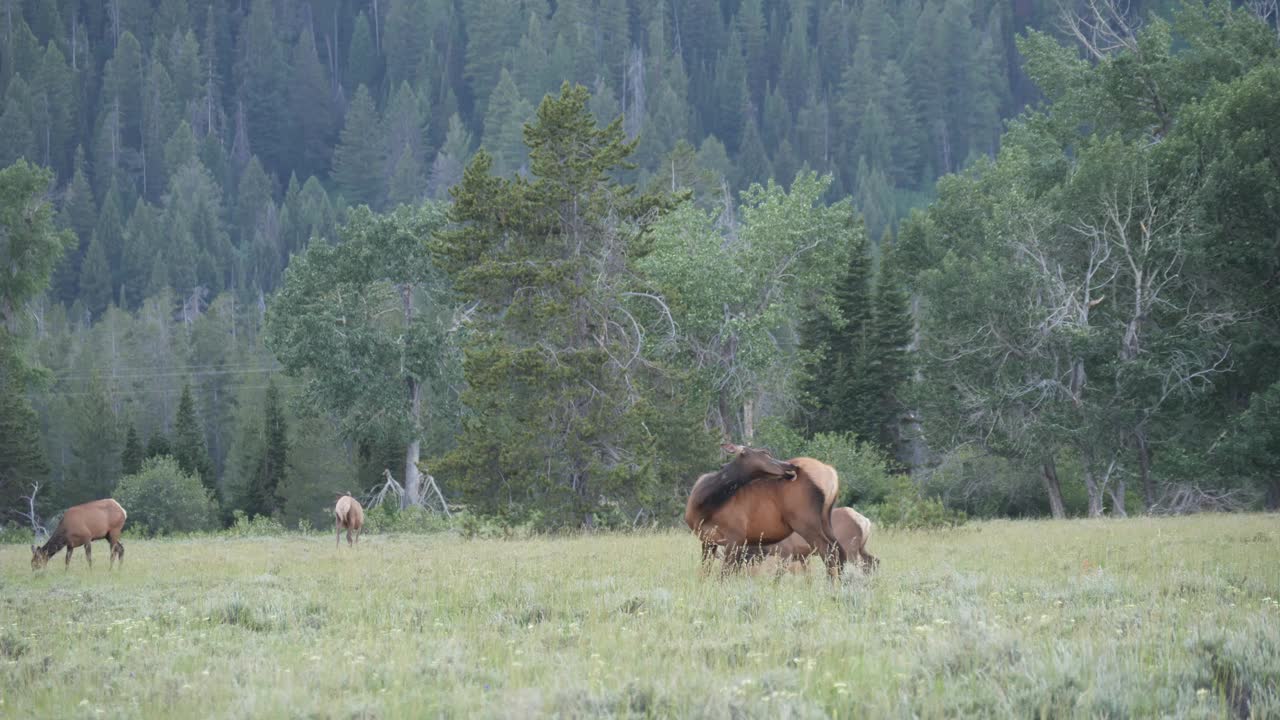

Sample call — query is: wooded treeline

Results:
[1,0,1277,530]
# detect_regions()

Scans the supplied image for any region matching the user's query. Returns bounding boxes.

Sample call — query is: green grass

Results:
[2,515,1279,719]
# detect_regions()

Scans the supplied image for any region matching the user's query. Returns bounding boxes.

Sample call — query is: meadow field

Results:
[1,515,1278,719]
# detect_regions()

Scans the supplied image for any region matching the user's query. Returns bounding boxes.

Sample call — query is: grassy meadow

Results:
[1,515,1278,719]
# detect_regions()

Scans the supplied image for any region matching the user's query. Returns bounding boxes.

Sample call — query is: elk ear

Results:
[720,443,743,455]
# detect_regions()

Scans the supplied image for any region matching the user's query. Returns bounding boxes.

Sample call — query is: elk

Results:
[31,499,127,570]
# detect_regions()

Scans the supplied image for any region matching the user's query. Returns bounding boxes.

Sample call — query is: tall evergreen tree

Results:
[481,70,533,176]
[0,77,35,168]
[866,234,914,454]
[0,391,49,516]
[235,0,288,177]
[121,424,145,476]
[434,83,691,525]
[288,26,336,180]
[246,380,288,518]
[173,383,215,492]
[331,85,385,208]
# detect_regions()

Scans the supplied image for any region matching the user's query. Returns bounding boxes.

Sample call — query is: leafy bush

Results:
[865,475,967,530]
[226,510,288,537]
[362,503,452,535]
[113,457,217,535]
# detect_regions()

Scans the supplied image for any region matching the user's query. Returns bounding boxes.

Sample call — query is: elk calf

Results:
[334,494,364,547]
[31,499,128,571]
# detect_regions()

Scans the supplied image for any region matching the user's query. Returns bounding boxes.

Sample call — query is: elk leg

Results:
[354,528,361,545]
[788,517,843,581]
[336,525,342,548]
[83,541,92,569]
[64,546,73,569]
[346,528,354,546]
[112,541,124,569]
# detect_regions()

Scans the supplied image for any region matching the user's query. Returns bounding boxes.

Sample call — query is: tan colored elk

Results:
[31,498,128,570]
[334,493,364,547]
[763,506,879,572]
[685,444,845,579]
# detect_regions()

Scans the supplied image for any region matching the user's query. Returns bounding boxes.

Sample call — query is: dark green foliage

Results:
[0,391,50,514]
[0,160,74,378]
[121,425,144,477]
[173,384,214,493]
[145,433,172,460]
[245,381,288,519]
[434,83,702,526]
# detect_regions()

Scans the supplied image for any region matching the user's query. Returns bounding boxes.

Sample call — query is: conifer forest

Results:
[1,0,1279,532]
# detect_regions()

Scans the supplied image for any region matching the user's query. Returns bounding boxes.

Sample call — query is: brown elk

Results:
[762,507,879,571]
[30,498,127,570]
[334,493,364,547]
[685,444,845,579]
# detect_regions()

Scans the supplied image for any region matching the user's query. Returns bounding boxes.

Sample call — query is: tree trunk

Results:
[1135,428,1154,512]
[403,434,421,509]
[742,396,755,443]
[1081,459,1104,518]
[1041,458,1066,519]
[1108,479,1127,518]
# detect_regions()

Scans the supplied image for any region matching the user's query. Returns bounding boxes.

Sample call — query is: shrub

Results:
[362,503,452,535]
[865,475,967,530]
[226,509,288,537]
[113,457,217,535]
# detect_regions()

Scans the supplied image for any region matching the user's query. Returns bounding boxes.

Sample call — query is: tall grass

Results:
[2,515,1278,718]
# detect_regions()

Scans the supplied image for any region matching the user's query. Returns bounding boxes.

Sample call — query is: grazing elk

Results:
[31,499,127,571]
[685,444,845,579]
[763,506,879,572]
[334,493,364,547]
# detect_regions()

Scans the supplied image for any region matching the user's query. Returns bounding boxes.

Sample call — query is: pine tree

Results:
[235,0,288,176]
[0,390,50,515]
[735,112,771,188]
[102,31,144,148]
[0,77,35,167]
[78,232,113,318]
[235,156,274,253]
[122,197,160,307]
[387,145,428,208]
[95,182,126,295]
[347,13,380,92]
[173,384,215,493]
[34,42,76,174]
[462,0,523,113]
[164,121,198,173]
[331,85,385,208]
[383,82,430,190]
[247,380,288,518]
[434,83,688,525]
[289,26,336,180]
[141,55,179,198]
[481,70,533,176]
[829,221,875,437]
[145,432,172,459]
[866,233,913,453]
[121,424,144,476]
[428,113,473,199]
[63,377,122,507]
[52,149,96,304]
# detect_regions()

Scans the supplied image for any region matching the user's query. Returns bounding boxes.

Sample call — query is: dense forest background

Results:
[1,0,1277,531]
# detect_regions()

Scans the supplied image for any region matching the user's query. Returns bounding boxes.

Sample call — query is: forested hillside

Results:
[1,0,1277,530]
